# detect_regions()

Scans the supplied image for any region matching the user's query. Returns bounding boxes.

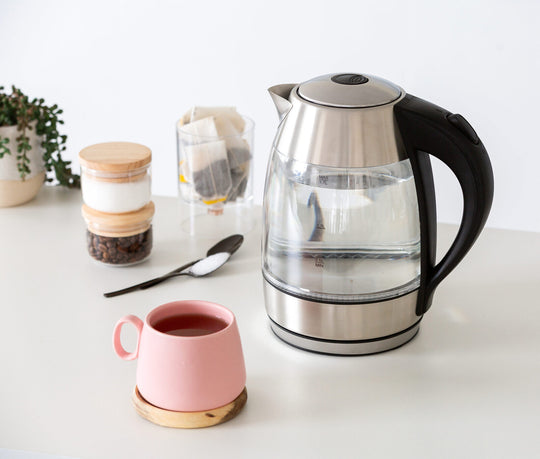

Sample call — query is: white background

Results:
[1,0,539,232]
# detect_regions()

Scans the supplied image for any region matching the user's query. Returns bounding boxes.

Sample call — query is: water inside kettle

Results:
[263,151,421,303]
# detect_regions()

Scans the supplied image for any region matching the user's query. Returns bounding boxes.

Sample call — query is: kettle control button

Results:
[447,113,480,144]
[331,74,369,85]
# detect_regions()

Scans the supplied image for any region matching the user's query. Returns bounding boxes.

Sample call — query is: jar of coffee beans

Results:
[81,202,155,266]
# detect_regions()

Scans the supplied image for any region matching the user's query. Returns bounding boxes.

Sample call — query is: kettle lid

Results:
[297,73,401,108]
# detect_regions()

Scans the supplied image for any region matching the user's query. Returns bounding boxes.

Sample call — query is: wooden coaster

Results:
[132,386,247,429]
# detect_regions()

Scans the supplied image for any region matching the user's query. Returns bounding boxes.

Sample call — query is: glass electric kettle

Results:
[262,73,494,355]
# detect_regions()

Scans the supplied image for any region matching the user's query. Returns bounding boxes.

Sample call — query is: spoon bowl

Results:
[207,234,244,256]
[144,252,232,284]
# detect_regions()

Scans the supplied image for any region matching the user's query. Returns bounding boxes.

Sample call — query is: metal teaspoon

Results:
[103,234,244,298]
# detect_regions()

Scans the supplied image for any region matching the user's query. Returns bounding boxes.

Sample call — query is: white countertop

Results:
[1,187,539,459]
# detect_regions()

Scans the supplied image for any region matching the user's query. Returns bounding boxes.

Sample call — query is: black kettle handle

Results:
[394,94,494,315]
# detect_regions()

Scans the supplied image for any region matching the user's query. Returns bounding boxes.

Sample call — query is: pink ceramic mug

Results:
[113,300,246,412]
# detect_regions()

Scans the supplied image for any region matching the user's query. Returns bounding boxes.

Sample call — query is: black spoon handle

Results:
[139,271,190,290]
[103,261,198,298]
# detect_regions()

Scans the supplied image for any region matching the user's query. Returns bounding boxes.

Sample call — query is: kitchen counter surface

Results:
[1,187,539,459]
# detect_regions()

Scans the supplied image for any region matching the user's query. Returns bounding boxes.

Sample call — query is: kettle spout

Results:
[268,83,296,121]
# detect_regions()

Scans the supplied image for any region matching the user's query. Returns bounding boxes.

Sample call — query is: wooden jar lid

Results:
[82,202,155,236]
[79,142,152,172]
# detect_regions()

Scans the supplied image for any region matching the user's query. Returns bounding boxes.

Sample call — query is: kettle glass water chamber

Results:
[263,153,420,304]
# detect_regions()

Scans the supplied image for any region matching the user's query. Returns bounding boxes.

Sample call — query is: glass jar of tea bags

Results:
[177,107,254,238]
[82,202,155,266]
[79,142,151,214]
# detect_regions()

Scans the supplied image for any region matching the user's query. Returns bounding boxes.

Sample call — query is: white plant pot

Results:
[0,124,45,207]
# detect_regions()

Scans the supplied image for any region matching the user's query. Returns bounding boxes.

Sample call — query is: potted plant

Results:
[0,85,79,207]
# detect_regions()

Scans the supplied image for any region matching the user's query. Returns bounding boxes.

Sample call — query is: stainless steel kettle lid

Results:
[297,73,402,108]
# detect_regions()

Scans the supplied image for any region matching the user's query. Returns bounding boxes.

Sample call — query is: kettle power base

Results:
[269,320,421,356]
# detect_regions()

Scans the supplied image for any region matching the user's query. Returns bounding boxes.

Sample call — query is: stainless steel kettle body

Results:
[262,73,494,355]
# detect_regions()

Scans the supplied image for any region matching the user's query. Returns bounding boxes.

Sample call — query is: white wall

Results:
[1,0,539,232]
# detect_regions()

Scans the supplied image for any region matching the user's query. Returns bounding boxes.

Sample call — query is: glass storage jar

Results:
[81,202,155,266]
[176,113,254,238]
[79,142,152,214]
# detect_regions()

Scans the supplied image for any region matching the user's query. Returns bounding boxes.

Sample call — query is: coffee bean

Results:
[86,227,153,265]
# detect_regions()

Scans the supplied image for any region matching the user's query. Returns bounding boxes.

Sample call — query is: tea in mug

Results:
[153,314,228,337]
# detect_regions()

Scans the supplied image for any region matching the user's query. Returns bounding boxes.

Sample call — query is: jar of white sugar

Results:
[79,142,151,213]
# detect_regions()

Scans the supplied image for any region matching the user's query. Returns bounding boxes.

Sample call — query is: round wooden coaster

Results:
[132,386,247,429]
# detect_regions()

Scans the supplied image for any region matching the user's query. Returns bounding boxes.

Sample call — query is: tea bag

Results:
[178,116,219,145]
[211,115,249,166]
[184,140,232,205]
[189,106,245,133]
[177,116,220,186]
[212,114,251,202]
[227,164,249,202]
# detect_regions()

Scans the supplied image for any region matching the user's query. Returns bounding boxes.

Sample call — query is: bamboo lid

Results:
[82,202,155,237]
[79,142,152,172]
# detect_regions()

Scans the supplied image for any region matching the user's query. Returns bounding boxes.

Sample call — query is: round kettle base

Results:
[269,319,421,356]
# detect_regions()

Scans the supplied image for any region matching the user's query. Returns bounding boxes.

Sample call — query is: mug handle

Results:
[113,315,144,360]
